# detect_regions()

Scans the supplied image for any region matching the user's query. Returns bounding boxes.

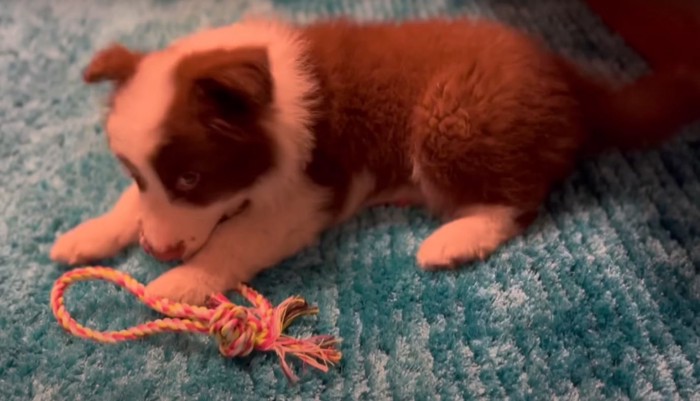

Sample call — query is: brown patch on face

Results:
[151,47,275,206]
[116,155,148,191]
[83,43,144,85]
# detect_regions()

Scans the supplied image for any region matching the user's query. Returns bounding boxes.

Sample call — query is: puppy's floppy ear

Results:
[181,47,273,116]
[83,43,144,84]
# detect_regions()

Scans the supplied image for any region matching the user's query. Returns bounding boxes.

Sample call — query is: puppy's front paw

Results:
[144,265,232,305]
[50,217,135,265]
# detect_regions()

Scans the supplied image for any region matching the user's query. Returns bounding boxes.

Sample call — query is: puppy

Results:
[50,17,700,304]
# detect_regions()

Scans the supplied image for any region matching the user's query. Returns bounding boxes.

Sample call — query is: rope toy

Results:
[50,267,342,382]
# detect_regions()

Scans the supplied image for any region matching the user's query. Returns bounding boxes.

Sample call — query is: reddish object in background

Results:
[584,0,700,70]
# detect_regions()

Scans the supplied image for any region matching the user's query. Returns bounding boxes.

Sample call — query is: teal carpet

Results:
[2,0,700,400]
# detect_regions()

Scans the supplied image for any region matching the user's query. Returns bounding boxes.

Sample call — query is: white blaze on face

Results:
[103,18,318,259]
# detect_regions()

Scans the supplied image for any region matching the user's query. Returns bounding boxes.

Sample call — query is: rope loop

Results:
[50,267,342,382]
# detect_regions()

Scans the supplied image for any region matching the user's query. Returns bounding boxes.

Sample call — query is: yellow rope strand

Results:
[50,267,342,382]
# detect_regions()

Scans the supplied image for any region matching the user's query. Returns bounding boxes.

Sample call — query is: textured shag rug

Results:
[1,0,699,400]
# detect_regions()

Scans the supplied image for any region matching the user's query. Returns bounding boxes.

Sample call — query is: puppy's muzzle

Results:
[139,235,185,262]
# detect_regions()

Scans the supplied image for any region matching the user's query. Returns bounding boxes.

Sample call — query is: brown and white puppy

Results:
[50,17,700,304]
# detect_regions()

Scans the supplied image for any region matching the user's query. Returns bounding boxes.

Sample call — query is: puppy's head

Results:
[84,42,277,261]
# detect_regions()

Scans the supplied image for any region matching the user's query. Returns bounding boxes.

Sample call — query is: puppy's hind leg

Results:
[411,106,531,269]
[409,65,562,269]
[416,205,523,269]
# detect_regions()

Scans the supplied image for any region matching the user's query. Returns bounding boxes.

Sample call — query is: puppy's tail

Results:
[560,59,700,154]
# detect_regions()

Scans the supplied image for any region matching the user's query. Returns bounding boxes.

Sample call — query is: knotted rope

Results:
[50,267,342,382]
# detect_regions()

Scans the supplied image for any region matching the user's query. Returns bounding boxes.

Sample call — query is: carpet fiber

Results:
[1,0,699,400]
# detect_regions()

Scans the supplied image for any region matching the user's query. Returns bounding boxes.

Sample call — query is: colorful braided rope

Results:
[50,267,342,382]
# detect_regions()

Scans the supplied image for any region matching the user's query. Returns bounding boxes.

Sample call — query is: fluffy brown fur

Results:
[302,18,700,223]
[55,16,700,303]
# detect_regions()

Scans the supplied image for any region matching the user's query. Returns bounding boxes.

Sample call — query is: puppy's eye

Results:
[176,171,200,191]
